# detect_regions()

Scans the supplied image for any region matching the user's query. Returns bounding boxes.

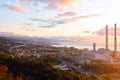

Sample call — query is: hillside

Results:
[0,52,98,80]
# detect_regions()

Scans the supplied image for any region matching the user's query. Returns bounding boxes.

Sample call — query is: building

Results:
[53,64,69,70]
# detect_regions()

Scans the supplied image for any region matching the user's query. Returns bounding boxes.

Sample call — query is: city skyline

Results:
[1,0,120,45]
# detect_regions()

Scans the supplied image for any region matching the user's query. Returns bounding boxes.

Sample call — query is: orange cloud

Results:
[64,14,102,23]
[57,0,86,10]
[7,4,28,12]
[46,0,86,10]
[16,0,29,4]
[14,0,86,10]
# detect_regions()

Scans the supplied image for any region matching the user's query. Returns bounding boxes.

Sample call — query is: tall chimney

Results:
[106,25,108,50]
[114,24,117,58]
[93,43,96,52]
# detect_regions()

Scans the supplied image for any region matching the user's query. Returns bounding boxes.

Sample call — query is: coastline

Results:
[52,43,120,51]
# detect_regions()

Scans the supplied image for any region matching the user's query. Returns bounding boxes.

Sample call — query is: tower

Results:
[114,24,117,58]
[106,25,108,50]
[93,43,96,52]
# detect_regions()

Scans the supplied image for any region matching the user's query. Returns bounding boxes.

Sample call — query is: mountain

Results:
[0,36,51,45]
[0,35,72,45]
[0,36,19,44]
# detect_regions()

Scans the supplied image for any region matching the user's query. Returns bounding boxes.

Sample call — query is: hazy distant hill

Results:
[0,36,70,45]
[0,36,52,45]
[0,36,20,44]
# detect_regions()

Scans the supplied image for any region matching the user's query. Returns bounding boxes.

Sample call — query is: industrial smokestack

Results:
[114,24,117,58]
[106,25,108,50]
[93,43,96,52]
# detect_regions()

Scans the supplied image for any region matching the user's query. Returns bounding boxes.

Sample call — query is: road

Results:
[56,54,96,76]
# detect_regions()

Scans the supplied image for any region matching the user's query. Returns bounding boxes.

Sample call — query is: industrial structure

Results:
[106,25,108,50]
[81,24,118,64]
[105,24,117,58]
[114,24,117,58]
[93,43,96,52]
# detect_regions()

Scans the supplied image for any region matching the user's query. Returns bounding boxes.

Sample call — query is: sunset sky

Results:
[1,0,120,46]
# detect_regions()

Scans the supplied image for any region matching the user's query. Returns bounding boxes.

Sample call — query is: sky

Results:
[1,0,120,46]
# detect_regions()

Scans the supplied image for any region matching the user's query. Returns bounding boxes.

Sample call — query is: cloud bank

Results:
[29,13,101,28]
[57,12,77,17]
[15,0,86,10]
[95,27,120,36]
[4,3,28,12]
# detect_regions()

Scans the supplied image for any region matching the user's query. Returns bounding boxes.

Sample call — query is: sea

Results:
[52,42,120,51]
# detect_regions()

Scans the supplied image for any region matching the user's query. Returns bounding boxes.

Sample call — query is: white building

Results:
[32,53,41,58]
[53,64,69,70]
[81,49,112,63]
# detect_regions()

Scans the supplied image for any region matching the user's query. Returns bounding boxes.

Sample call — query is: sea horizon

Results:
[52,42,120,51]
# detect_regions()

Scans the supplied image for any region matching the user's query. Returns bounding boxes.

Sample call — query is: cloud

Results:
[57,13,102,24]
[83,31,91,33]
[45,0,86,10]
[6,4,28,12]
[30,18,60,28]
[39,25,54,28]
[57,12,77,17]
[0,32,25,38]
[23,23,32,25]
[2,0,86,13]
[16,0,29,4]
[25,28,37,32]
[29,13,101,28]
[53,14,102,24]
[95,27,120,36]
[30,18,47,22]
[0,32,14,37]
[30,11,77,22]
[64,14,102,22]
[3,0,86,12]
[95,28,106,35]
[16,0,86,10]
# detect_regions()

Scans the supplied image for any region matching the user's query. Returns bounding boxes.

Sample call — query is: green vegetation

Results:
[0,64,22,80]
[0,51,97,80]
